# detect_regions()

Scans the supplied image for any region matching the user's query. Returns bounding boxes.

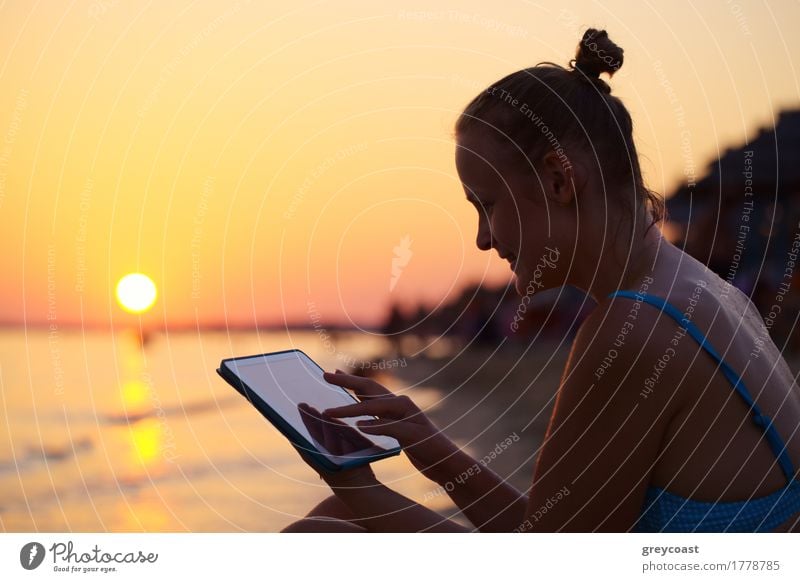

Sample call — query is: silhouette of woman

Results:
[282,29,800,532]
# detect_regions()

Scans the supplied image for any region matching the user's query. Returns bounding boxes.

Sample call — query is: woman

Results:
[282,29,800,532]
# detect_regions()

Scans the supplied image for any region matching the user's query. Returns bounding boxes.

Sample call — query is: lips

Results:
[501,252,518,271]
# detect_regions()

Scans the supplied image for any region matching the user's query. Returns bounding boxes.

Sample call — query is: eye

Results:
[466,192,494,215]
[470,195,489,208]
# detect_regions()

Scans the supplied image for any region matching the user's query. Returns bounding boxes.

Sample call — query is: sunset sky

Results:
[1,0,798,329]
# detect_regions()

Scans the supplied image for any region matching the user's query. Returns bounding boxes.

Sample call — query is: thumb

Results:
[356,419,412,444]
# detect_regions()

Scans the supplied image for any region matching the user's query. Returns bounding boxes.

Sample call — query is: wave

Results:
[0,436,93,475]
[100,395,240,425]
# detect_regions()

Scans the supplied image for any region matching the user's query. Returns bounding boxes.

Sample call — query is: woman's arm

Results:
[322,371,527,532]
[424,440,529,532]
[517,299,684,531]
[329,469,471,533]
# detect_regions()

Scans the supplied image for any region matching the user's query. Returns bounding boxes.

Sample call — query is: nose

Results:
[475,211,493,252]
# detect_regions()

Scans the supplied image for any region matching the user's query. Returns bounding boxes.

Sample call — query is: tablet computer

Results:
[217,349,402,472]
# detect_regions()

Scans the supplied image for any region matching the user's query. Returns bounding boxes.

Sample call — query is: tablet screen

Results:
[225,351,400,459]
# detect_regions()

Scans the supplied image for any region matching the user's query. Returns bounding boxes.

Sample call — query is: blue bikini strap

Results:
[608,290,796,482]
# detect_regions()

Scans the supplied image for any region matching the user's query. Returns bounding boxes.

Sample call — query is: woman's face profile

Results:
[455,129,565,297]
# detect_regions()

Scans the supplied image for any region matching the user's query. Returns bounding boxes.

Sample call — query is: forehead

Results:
[455,131,528,190]
[455,132,501,182]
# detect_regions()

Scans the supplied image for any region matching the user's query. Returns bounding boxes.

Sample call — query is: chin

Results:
[512,271,525,297]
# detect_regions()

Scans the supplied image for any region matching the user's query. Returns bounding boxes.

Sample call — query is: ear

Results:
[540,150,577,206]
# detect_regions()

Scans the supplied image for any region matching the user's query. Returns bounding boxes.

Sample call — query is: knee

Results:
[280,517,366,533]
[306,495,355,520]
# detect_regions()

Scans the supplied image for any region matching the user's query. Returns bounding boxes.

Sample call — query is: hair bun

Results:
[572,28,623,90]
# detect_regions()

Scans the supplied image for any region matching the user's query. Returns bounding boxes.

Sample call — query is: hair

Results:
[455,28,665,234]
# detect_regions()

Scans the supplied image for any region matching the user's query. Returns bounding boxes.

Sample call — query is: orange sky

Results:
[1,0,798,329]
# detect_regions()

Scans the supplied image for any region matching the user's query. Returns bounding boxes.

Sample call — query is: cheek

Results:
[491,205,523,248]
[516,202,559,261]
[510,198,546,249]
[518,233,550,269]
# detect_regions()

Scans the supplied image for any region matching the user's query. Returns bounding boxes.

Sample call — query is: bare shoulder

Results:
[566,289,688,403]
[522,290,686,531]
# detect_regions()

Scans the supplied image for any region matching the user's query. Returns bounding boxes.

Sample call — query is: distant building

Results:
[667,109,800,351]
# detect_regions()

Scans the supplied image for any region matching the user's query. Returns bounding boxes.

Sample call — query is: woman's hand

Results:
[321,369,459,485]
[289,439,379,490]
[292,440,470,533]
[292,402,380,490]
[297,402,374,456]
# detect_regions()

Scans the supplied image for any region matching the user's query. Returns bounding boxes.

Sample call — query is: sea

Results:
[0,328,456,532]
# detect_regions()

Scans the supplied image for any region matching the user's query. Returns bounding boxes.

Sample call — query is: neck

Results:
[569,218,667,304]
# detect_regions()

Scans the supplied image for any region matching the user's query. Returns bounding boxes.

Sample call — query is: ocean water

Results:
[0,329,453,532]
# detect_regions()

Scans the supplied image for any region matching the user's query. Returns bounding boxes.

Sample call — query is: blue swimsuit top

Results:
[607,290,800,532]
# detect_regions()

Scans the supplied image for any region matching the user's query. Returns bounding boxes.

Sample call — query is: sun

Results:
[116,273,157,314]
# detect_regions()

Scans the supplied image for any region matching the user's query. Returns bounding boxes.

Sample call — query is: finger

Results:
[323,397,409,419]
[298,403,327,446]
[328,416,374,452]
[318,410,370,455]
[319,411,344,455]
[355,418,414,443]
[322,371,393,399]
